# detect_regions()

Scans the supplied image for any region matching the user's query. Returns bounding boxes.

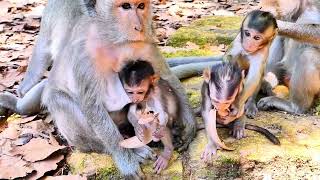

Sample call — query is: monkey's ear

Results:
[151,74,160,85]
[86,24,120,73]
[203,68,211,83]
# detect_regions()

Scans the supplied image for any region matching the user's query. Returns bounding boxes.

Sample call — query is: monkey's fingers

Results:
[153,156,168,174]
[232,127,245,140]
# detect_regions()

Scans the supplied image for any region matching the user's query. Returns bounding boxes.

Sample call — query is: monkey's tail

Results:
[245,124,281,145]
[197,123,281,145]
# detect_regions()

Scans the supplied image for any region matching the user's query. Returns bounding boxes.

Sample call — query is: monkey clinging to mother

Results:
[0,0,320,179]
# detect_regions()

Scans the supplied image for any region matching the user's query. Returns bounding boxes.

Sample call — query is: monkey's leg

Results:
[18,34,52,97]
[258,50,320,114]
[43,89,151,178]
[0,79,47,116]
[157,60,197,151]
[245,80,263,119]
[231,116,246,139]
[154,127,173,174]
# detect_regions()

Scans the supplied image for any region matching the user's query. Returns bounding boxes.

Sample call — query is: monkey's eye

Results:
[253,36,261,40]
[127,91,134,94]
[137,91,144,94]
[138,3,145,9]
[244,30,250,37]
[121,3,131,9]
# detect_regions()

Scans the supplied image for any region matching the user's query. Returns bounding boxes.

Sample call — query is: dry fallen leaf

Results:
[23,119,55,133]
[0,154,34,179]
[12,115,37,124]
[0,123,21,139]
[0,138,15,155]
[44,175,87,180]
[9,138,66,162]
[28,154,64,180]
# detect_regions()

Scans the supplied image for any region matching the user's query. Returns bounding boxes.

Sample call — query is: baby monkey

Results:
[201,62,280,162]
[119,60,178,174]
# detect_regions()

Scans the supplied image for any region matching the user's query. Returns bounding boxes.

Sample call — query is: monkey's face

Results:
[209,83,240,117]
[113,0,153,42]
[124,79,150,103]
[241,26,276,54]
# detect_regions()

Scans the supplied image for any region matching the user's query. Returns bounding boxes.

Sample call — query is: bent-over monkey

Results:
[201,62,280,162]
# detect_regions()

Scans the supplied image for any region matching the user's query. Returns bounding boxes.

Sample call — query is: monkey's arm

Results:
[18,36,52,96]
[277,20,320,46]
[235,54,266,114]
[152,46,197,150]
[201,83,215,147]
[127,104,139,127]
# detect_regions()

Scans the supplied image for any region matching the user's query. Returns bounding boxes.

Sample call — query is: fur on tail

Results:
[245,124,280,145]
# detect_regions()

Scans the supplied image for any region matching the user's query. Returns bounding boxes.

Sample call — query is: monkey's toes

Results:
[257,97,274,110]
[134,146,155,163]
[245,103,258,119]
[124,168,145,180]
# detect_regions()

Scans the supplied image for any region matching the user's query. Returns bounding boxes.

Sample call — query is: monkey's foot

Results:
[124,167,145,180]
[257,96,277,110]
[245,102,258,119]
[134,146,156,163]
[200,144,218,163]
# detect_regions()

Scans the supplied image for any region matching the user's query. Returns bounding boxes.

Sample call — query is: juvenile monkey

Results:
[118,60,177,174]
[201,62,280,162]
[223,10,278,119]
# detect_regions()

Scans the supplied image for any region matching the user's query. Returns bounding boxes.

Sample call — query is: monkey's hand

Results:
[153,148,172,174]
[137,110,158,124]
[230,103,245,119]
[135,124,149,142]
[200,143,218,163]
[231,119,245,139]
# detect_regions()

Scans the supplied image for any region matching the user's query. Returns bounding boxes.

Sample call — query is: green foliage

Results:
[167,16,242,47]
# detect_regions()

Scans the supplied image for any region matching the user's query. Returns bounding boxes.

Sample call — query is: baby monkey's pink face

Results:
[124,79,150,103]
[241,26,276,54]
[209,85,240,117]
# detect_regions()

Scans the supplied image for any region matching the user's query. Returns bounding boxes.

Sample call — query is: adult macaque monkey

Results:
[0,0,95,116]
[258,0,320,114]
[201,62,280,162]
[223,10,278,118]
[37,0,195,178]
[118,60,177,174]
